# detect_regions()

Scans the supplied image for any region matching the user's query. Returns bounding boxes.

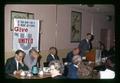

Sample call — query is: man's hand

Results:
[18,60,24,67]
[19,60,23,64]
[13,70,22,75]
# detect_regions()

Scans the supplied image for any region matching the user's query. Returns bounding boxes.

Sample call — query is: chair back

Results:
[43,62,49,67]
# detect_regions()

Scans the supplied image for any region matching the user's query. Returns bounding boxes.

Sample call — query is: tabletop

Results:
[9,72,51,79]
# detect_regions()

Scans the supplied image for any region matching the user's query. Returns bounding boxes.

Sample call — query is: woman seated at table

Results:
[46,47,59,64]
[24,48,41,72]
[49,60,66,79]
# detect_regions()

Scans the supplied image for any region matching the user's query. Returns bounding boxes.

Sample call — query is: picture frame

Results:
[71,11,82,42]
[10,11,34,31]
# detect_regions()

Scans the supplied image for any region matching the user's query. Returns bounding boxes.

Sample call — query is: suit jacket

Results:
[78,39,92,57]
[66,51,73,63]
[5,57,28,74]
[46,54,59,63]
[67,64,79,79]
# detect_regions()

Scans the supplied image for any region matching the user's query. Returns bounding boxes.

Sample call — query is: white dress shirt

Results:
[13,58,19,75]
[86,39,90,49]
[15,58,19,70]
[50,54,55,59]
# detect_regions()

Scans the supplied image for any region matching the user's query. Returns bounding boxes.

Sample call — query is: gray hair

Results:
[49,60,64,74]
[72,55,82,65]
[29,48,38,56]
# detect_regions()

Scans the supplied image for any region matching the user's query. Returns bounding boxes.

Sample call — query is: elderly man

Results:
[5,50,28,75]
[24,48,41,71]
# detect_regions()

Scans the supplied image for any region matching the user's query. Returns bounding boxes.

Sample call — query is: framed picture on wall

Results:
[10,11,34,31]
[71,11,82,42]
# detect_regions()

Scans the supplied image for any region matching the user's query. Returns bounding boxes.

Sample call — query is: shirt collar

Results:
[50,54,55,56]
[73,64,78,68]
[86,39,89,42]
[15,58,19,63]
[50,54,55,59]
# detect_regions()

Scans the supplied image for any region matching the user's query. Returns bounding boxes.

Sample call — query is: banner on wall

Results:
[13,19,40,53]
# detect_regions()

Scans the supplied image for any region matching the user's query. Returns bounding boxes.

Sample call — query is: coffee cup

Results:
[39,71,43,76]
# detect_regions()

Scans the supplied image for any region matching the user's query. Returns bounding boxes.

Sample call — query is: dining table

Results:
[8,72,51,79]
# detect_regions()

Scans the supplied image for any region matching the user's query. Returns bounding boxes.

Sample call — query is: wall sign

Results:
[13,19,40,53]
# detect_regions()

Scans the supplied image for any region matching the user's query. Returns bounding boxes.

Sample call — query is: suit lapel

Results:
[12,58,17,70]
[50,54,55,60]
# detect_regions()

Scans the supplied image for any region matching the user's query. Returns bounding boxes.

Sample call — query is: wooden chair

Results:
[62,58,67,64]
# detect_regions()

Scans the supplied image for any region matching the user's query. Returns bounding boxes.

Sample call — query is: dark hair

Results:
[49,47,57,50]
[15,50,25,56]
[49,47,57,55]
[73,47,80,51]
[86,33,91,36]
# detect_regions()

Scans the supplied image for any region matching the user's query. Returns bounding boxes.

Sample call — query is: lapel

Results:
[18,62,22,70]
[50,54,55,60]
[12,58,17,70]
[12,57,22,70]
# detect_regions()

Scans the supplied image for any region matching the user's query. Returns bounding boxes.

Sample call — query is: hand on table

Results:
[13,70,22,75]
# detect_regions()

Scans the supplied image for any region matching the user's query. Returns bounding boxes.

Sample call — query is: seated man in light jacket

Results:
[24,48,41,72]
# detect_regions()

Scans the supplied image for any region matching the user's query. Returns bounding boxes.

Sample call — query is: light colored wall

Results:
[5,5,57,65]
[92,13,114,50]
[56,5,93,49]
[4,5,73,65]
[5,5,114,66]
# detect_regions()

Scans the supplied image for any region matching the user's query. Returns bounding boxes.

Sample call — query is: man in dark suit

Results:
[78,33,92,57]
[5,50,28,75]
[66,48,80,63]
[63,48,80,76]
[46,47,59,64]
